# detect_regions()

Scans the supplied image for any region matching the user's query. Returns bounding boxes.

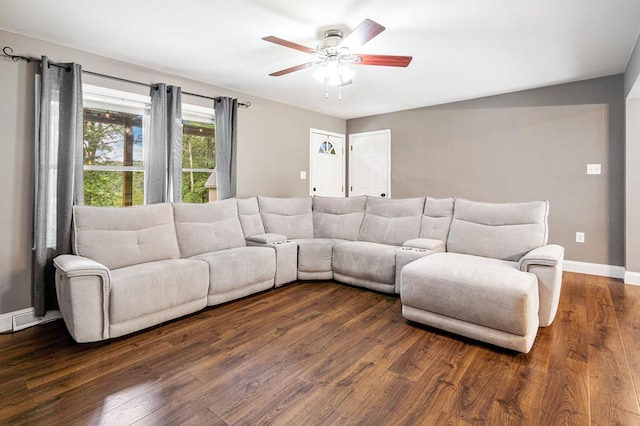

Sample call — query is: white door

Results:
[310,129,345,197]
[349,129,391,198]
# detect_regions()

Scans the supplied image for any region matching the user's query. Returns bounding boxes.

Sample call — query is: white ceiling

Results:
[2,0,640,119]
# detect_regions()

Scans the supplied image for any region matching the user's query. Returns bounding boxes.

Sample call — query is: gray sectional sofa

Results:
[54,195,564,353]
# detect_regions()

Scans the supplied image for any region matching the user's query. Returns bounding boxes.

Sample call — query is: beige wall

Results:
[347,76,625,267]
[0,30,345,314]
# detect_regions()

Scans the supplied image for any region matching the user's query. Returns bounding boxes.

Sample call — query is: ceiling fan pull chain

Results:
[338,85,342,100]
[325,80,329,98]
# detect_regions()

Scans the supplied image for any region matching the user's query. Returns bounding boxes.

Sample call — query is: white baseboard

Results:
[563,260,626,279]
[0,308,61,333]
[624,271,640,286]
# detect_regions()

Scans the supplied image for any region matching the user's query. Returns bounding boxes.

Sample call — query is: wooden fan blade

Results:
[269,62,315,76]
[353,54,413,67]
[340,19,385,49]
[262,36,316,54]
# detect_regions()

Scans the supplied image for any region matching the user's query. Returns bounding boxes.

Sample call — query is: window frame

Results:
[81,84,216,206]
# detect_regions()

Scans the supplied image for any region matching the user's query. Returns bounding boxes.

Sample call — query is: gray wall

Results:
[237,100,343,197]
[627,99,640,272]
[625,32,640,276]
[625,33,640,97]
[347,75,625,267]
[0,30,345,314]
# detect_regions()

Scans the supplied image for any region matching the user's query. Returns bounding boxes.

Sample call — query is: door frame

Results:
[309,128,346,197]
[348,129,391,198]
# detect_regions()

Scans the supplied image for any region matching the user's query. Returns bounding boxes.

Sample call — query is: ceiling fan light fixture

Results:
[313,60,355,86]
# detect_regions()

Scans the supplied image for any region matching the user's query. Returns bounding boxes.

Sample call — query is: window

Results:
[83,85,149,207]
[318,140,336,155]
[182,105,216,203]
[82,85,215,206]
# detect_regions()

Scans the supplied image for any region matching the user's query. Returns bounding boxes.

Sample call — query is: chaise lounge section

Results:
[400,199,563,353]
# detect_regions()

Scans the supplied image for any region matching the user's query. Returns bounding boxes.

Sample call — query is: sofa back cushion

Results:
[312,196,367,241]
[447,198,549,261]
[420,197,455,242]
[358,197,425,246]
[73,203,180,270]
[237,197,266,238]
[172,199,246,258]
[258,196,313,239]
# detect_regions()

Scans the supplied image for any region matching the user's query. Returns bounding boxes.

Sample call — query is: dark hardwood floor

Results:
[1,272,639,425]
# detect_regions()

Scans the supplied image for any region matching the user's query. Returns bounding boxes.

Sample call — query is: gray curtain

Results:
[146,84,183,204]
[32,56,84,317]
[214,97,238,199]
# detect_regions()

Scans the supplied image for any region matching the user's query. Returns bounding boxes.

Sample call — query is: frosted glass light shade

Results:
[313,61,354,86]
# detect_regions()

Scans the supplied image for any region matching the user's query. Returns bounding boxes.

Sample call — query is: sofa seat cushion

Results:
[293,238,346,279]
[109,258,209,325]
[192,247,276,300]
[333,241,398,285]
[401,253,539,337]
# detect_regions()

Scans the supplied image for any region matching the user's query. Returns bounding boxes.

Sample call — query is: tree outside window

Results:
[83,108,144,207]
[182,119,215,203]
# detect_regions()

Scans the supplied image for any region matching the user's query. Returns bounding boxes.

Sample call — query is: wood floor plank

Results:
[586,275,640,422]
[609,277,640,403]
[1,273,638,425]
[539,357,591,424]
[538,273,591,425]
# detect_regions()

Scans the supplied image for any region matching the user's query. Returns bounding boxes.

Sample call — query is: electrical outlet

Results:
[300,171,306,180]
[587,164,601,175]
[576,232,585,243]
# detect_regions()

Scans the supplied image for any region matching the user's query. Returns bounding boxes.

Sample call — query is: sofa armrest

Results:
[245,235,297,286]
[246,233,288,245]
[54,254,111,278]
[518,244,564,271]
[53,255,111,342]
[403,238,446,252]
[395,246,438,294]
[518,245,565,327]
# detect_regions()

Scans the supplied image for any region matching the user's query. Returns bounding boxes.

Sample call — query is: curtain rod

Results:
[2,46,251,108]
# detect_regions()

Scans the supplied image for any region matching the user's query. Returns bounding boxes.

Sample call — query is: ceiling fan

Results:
[262,19,412,92]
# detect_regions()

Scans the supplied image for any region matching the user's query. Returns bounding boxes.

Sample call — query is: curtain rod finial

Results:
[3,46,32,63]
